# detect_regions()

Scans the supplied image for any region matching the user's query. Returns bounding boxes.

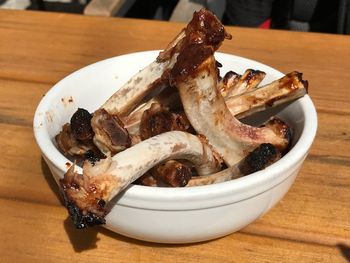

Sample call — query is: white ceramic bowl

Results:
[33,51,317,244]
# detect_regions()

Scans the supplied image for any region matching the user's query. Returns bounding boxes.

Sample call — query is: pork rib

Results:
[187,143,281,186]
[91,9,231,155]
[219,69,266,98]
[171,45,290,166]
[226,71,308,119]
[60,131,221,228]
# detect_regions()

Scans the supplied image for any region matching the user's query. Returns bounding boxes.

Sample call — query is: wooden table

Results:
[0,9,349,262]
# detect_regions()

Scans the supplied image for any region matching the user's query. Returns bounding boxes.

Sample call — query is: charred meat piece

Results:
[84,149,106,166]
[56,123,97,157]
[91,109,131,155]
[70,108,94,141]
[140,103,192,140]
[122,86,182,137]
[157,9,231,62]
[151,160,193,187]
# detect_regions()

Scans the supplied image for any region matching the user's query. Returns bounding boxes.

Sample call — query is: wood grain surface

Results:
[0,9,349,262]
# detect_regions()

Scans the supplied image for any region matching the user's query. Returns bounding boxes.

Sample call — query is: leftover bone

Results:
[220,69,266,98]
[226,71,308,119]
[116,71,307,142]
[60,131,221,228]
[171,45,290,166]
[91,9,230,155]
[187,143,281,186]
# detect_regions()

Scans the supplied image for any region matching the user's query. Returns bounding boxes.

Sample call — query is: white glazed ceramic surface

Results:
[33,51,317,243]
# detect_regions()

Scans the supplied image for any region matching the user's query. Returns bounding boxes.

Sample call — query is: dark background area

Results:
[1,0,349,34]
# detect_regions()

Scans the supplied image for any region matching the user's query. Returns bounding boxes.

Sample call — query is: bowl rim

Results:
[33,50,318,210]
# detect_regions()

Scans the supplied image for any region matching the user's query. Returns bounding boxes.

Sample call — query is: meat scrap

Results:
[140,102,192,140]
[151,160,193,187]
[91,109,131,155]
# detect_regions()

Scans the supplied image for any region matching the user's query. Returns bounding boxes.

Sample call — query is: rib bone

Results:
[226,71,308,119]
[187,143,281,186]
[60,131,221,228]
[120,71,307,141]
[100,8,230,118]
[171,45,289,166]
[91,9,230,155]
[220,69,266,98]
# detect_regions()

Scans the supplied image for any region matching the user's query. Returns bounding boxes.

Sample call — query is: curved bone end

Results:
[60,158,117,228]
[158,8,230,63]
[289,71,308,93]
[219,71,240,97]
[91,109,131,155]
[262,117,292,154]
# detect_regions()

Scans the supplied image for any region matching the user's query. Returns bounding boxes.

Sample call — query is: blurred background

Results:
[1,0,349,34]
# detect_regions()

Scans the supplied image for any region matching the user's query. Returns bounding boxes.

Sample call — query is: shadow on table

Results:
[338,244,350,262]
[63,216,217,253]
[41,157,215,252]
[41,157,64,205]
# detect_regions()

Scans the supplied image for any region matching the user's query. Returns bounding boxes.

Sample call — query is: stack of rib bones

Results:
[56,9,308,228]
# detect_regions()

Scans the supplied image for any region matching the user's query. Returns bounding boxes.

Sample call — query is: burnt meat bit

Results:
[70,108,94,141]
[238,143,281,175]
